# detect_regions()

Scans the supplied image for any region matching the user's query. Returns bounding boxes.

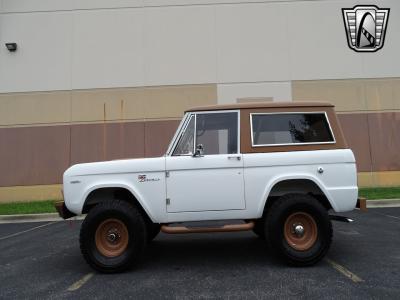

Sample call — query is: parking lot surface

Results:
[0,208,399,299]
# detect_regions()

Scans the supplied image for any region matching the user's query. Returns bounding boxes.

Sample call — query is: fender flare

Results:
[257,174,338,215]
[80,181,156,222]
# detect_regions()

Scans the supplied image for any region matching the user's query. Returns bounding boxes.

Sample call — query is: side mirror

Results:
[193,144,204,157]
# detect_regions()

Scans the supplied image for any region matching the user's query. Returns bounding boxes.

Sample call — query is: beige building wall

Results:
[0,85,217,203]
[292,78,400,187]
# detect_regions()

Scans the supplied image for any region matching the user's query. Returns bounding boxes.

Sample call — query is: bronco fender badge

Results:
[138,175,160,183]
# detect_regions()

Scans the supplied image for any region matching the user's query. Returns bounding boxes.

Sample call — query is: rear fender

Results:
[258,174,338,215]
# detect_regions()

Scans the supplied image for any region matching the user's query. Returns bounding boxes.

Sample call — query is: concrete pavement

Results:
[0,208,399,299]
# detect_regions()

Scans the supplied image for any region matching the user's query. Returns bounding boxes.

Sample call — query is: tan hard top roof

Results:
[185,101,334,112]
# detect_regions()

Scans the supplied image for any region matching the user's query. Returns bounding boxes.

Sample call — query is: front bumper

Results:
[55,201,76,219]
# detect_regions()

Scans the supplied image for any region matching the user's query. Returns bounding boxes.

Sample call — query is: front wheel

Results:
[265,193,332,266]
[252,219,266,239]
[80,199,147,273]
[147,223,161,242]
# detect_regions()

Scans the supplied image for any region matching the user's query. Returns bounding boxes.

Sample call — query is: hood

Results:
[64,157,166,178]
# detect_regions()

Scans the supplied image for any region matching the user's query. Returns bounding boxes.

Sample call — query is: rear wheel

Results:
[80,199,147,273]
[265,193,332,266]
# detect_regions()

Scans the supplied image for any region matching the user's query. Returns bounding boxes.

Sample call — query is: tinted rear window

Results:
[251,112,334,146]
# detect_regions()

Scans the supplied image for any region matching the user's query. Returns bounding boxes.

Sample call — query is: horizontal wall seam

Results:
[0,81,293,96]
[293,77,400,83]
[337,109,400,114]
[1,111,398,129]
[2,77,399,96]
[0,83,217,96]
[0,184,62,189]
[0,117,183,129]
[0,0,351,15]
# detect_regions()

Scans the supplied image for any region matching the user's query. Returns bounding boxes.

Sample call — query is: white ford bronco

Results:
[56,102,363,273]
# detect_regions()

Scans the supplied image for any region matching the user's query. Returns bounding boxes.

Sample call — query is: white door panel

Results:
[166,154,244,212]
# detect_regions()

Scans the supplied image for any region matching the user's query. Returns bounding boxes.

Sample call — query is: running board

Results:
[161,221,255,234]
[329,215,354,223]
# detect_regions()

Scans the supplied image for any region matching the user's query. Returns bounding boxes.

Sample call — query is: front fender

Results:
[73,181,157,222]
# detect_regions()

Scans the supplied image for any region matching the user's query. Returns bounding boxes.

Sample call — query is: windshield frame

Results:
[165,113,191,156]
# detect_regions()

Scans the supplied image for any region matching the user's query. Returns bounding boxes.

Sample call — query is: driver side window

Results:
[172,111,239,156]
[196,112,238,155]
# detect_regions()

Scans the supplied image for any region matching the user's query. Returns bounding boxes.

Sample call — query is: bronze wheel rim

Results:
[284,212,317,251]
[95,218,129,257]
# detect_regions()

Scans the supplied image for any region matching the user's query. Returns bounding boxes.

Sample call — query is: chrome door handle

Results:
[227,155,241,161]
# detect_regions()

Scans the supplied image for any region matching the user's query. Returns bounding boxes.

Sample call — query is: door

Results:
[166,111,245,213]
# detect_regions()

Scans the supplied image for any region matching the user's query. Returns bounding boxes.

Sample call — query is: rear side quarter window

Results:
[250,112,335,147]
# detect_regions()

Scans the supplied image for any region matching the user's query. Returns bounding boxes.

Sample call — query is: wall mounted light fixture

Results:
[5,43,17,52]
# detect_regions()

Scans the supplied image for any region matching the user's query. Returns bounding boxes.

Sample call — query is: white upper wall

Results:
[287,0,400,80]
[0,11,72,92]
[0,0,399,93]
[216,3,290,83]
[144,5,217,86]
[72,8,145,89]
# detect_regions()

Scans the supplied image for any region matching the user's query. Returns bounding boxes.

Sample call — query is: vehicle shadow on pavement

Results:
[140,232,281,270]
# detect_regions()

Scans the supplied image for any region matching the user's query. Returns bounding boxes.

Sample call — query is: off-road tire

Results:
[252,218,266,239]
[265,193,332,266]
[80,199,147,273]
[147,223,161,242]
